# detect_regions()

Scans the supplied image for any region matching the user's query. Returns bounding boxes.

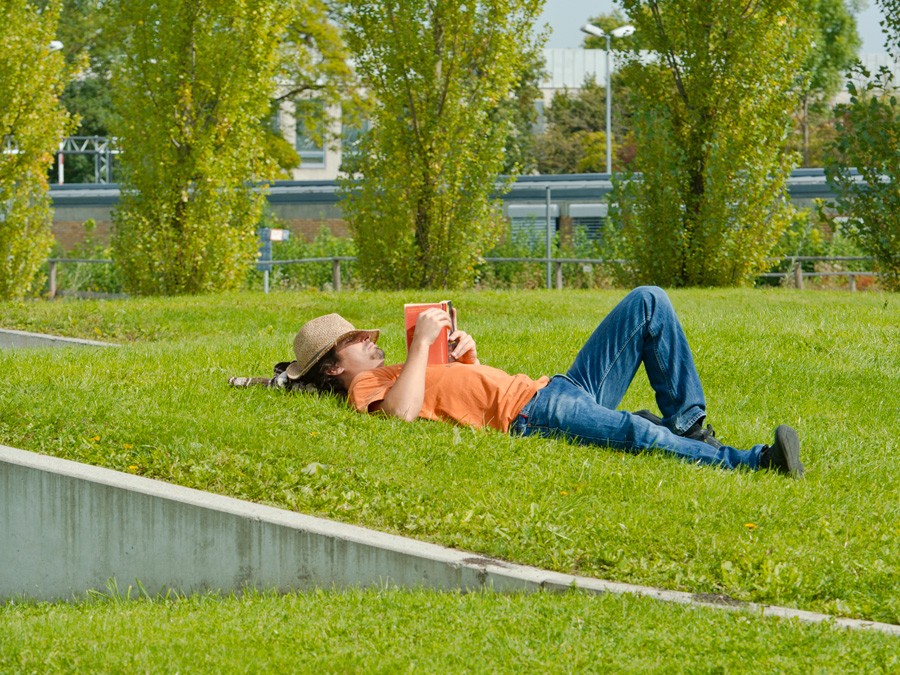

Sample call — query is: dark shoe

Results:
[759,425,804,478]
[632,410,723,449]
[682,418,723,449]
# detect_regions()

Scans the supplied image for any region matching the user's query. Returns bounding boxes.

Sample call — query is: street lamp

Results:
[580,23,635,174]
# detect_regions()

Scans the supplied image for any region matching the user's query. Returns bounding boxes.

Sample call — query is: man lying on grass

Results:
[286,286,804,478]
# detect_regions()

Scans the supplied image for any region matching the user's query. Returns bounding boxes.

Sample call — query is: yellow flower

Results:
[128,465,138,470]
[91,436,100,442]
[123,444,134,449]
[745,523,757,529]
[560,491,568,496]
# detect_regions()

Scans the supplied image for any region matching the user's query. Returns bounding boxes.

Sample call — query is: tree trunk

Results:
[802,95,810,168]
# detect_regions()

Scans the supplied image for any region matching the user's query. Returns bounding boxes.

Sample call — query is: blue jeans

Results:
[510,286,764,470]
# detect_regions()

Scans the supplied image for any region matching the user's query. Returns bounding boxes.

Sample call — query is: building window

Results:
[570,203,609,243]
[341,118,370,169]
[294,99,326,168]
[506,204,560,246]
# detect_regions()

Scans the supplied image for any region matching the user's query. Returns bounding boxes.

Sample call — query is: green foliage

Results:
[477,221,614,289]
[825,66,900,291]
[581,8,650,52]
[55,0,117,137]
[47,219,123,294]
[757,204,870,287]
[795,0,861,104]
[877,0,900,53]
[792,0,861,167]
[535,77,632,174]
[275,0,363,157]
[0,0,73,299]
[340,0,545,289]
[246,220,358,291]
[48,0,121,183]
[262,129,301,177]
[497,48,546,175]
[610,0,807,287]
[109,0,285,296]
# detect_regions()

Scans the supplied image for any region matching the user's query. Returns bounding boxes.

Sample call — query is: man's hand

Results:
[449,330,479,365]
[411,308,453,348]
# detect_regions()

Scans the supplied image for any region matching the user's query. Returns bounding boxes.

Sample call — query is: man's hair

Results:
[298,346,347,398]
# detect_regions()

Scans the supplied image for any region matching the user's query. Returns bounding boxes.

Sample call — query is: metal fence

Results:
[46,255,879,298]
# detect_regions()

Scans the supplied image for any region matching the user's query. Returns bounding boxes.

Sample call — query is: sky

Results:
[539,0,889,53]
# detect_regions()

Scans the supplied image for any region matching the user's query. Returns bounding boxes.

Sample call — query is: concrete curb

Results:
[0,328,119,350]
[2,444,898,637]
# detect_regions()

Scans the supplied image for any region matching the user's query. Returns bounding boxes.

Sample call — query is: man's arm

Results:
[370,308,452,422]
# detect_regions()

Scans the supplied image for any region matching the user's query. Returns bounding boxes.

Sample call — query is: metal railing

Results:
[45,255,879,298]
[758,256,877,291]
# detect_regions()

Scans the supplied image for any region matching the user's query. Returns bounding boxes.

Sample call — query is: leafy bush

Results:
[247,221,359,292]
[758,204,871,288]
[476,219,616,290]
[43,219,123,295]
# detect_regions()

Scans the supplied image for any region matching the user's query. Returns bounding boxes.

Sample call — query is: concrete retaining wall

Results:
[2,444,898,637]
[0,444,546,602]
[0,328,118,350]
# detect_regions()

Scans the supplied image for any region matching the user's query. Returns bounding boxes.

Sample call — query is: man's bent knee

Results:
[626,286,671,310]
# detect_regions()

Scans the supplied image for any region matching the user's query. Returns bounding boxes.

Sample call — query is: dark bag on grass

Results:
[228,361,318,392]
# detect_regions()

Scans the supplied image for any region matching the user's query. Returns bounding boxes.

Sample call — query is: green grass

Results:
[1,289,899,626]
[2,588,899,673]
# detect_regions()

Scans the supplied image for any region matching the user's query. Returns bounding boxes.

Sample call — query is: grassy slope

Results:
[1,289,898,626]
[2,590,899,674]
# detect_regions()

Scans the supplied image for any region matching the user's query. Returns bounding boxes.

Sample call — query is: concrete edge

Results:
[2,444,898,638]
[0,328,119,350]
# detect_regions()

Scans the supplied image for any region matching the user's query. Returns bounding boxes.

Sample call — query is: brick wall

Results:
[279,218,350,242]
[51,221,113,251]
[50,218,352,253]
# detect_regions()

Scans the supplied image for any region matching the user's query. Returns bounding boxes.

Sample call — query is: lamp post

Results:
[579,23,635,174]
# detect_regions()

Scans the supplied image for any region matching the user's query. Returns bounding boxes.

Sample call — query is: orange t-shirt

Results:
[348,363,550,432]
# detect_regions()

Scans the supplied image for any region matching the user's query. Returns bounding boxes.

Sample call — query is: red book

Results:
[404,301,456,365]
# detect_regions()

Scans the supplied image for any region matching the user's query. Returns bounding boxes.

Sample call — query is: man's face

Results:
[333,334,385,380]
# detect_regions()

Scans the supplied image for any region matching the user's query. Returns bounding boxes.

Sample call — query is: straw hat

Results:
[285,314,380,379]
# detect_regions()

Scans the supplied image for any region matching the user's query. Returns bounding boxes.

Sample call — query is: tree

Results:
[109,0,285,295]
[50,0,353,182]
[340,0,545,289]
[608,0,809,287]
[0,0,73,298]
[582,9,652,53]
[498,47,546,175]
[792,0,861,166]
[535,76,636,174]
[46,0,119,183]
[275,0,362,156]
[822,0,900,291]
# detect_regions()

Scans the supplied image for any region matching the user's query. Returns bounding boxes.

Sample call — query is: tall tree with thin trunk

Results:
[0,0,73,298]
[340,0,545,290]
[608,0,809,287]
[109,0,285,295]
[794,0,861,167]
[823,0,900,291]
